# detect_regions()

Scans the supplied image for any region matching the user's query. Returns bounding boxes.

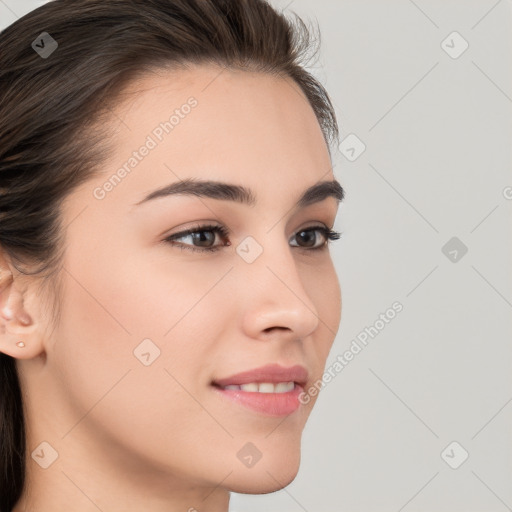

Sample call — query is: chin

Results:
[226,446,301,494]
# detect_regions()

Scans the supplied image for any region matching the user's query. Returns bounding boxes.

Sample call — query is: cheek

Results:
[50,261,231,475]
[50,265,152,426]
[300,261,341,382]
[303,259,342,337]
[53,252,213,391]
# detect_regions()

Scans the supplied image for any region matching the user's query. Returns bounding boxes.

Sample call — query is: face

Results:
[28,65,342,497]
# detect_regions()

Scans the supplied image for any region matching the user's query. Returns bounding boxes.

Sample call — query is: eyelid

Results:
[163,221,226,238]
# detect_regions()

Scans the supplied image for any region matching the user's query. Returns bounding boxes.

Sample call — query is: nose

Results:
[238,237,320,341]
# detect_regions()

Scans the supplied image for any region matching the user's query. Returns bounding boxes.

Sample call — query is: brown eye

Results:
[164,224,231,253]
[295,229,318,248]
[290,227,341,250]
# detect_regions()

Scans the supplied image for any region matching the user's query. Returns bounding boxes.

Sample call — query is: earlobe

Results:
[0,318,42,361]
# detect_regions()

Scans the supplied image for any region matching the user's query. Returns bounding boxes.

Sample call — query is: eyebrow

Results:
[133,178,345,209]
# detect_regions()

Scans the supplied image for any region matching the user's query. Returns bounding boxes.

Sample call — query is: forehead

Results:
[88,65,333,210]
[114,64,328,157]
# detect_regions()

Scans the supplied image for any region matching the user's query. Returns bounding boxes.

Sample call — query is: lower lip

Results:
[211,383,304,416]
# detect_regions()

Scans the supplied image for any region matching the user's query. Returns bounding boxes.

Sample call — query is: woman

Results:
[0,0,344,510]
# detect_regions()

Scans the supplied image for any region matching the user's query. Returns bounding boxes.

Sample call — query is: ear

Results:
[0,248,46,360]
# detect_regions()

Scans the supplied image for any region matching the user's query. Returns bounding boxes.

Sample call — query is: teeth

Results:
[257,383,275,393]
[274,382,294,393]
[222,382,295,393]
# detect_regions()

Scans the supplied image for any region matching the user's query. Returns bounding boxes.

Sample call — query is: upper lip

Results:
[212,363,309,388]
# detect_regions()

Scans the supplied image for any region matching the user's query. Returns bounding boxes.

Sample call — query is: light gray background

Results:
[1,1,511,511]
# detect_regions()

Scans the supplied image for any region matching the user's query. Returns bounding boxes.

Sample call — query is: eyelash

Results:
[163,223,342,254]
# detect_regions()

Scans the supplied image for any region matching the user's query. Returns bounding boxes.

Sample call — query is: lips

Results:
[210,363,309,416]
[212,363,308,388]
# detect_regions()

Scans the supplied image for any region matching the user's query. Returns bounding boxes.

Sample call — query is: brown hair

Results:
[0,0,339,509]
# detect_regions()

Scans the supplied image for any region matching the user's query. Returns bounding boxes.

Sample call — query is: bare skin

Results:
[1,64,342,512]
